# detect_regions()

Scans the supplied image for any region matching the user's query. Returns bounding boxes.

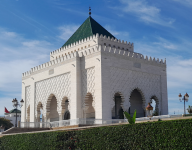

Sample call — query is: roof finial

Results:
[89,7,91,16]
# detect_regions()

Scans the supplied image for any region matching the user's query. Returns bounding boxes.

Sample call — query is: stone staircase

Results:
[1,127,50,135]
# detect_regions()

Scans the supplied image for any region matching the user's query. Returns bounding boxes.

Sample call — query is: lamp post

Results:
[12,98,24,127]
[178,93,189,116]
[146,103,153,120]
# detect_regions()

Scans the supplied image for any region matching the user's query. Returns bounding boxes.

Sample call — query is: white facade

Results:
[0,127,4,133]
[4,113,21,126]
[21,33,168,123]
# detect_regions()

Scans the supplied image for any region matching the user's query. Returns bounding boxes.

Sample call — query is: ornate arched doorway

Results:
[64,111,70,120]
[47,94,59,122]
[112,93,124,119]
[129,89,145,118]
[150,96,159,116]
[63,99,70,120]
[84,93,95,119]
[36,102,43,122]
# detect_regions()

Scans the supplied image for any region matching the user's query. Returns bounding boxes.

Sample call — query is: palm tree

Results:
[186,105,192,114]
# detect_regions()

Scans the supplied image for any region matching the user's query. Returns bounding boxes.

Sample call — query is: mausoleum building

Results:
[21,16,168,123]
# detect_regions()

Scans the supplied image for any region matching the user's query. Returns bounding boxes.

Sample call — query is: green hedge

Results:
[1,119,192,150]
[185,114,192,116]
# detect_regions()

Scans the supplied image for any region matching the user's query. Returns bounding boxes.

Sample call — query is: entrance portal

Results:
[49,95,59,122]
[64,111,70,120]
[112,93,124,119]
[129,89,145,118]
[63,99,70,120]
[36,102,43,122]
[84,93,95,119]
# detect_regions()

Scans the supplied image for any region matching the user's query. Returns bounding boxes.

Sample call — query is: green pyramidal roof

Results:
[62,16,116,47]
[4,109,21,115]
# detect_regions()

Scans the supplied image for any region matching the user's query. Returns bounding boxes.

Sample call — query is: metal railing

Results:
[20,122,51,128]
[135,114,183,121]
[49,118,128,128]
[20,114,186,128]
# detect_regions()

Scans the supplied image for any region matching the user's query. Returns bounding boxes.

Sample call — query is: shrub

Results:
[124,110,136,124]
[1,119,192,149]
[0,118,13,131]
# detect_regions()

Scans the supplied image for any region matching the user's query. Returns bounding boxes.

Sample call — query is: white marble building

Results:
[3,109,21,127]
[21,16,168,123]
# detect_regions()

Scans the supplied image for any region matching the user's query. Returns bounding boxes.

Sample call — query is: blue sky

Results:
[0,0,192,116]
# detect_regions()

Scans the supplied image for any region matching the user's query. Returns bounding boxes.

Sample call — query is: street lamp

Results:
[178,93,189,116]
[146,103,153,120]
[12,98,24,127]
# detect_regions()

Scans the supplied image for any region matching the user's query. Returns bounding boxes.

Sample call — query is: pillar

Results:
[70,52,82,119]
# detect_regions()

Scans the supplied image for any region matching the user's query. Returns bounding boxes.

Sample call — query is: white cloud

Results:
[153,37,178,50]
[173,0,192,7]
[1,31,17,38]
[134,37,192,90]
[0,27,58,116]
[0,59,38,92]
[167,56,192,88]
[121,0,160,17]
[22,40,51,47]
[58,25,79,41]
[105,25,129,39]
[113,0,175,26]
[0,28,53,94]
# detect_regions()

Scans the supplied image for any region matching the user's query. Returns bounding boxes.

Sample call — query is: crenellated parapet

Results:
[22,44,166,78]
[50,33,134,58]
[100,45,166,65]
[22,51,80,78]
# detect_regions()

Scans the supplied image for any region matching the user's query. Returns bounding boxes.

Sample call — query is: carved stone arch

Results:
[83,92,95,119]
[83,92,95,110]
[36,102,43,117]
[111,91,125,110]
[149,95,160,115]
[129,87,146,110]
[111,91,125,119]
[61,96,70,116]
[35,102,43,122]
[45,93,59,116]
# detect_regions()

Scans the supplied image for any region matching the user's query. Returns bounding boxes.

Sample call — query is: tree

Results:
[0,117,13,131]
[187,105,192,114]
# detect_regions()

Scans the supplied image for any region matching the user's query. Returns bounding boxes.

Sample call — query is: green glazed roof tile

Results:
[4,109,21,115]
[62,16,116,47]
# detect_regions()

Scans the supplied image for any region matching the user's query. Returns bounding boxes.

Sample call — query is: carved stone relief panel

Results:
[110,67,161,111]
[35,73,71,117]
[25,86,31,118]
[82,67,95,109]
